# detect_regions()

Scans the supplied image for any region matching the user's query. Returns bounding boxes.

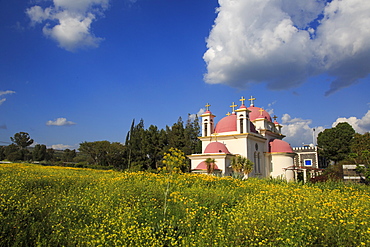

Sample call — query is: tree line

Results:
[2,120,369,181]
[0,116,201,172]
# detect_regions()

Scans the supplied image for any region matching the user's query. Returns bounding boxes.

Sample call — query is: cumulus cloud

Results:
[0,90,15,106]
[46,117,76,126]
[281,108,370,146]
[189,108,206,121]
[204,0,370,95]
[332,110,370,134]
[26,0,109,51]
[51,144,73,150]
[281,114,325,147]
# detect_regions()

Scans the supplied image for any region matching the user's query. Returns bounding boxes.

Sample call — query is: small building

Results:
[293,146,319,168]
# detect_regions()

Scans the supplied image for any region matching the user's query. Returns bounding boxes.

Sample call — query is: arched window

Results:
[254,152,261,174]
[240,118,244,134]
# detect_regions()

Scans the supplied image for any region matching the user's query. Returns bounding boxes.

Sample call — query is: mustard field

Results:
[0,163,370,246]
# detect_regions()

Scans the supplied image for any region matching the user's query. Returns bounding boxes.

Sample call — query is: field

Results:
[1,163,370,246]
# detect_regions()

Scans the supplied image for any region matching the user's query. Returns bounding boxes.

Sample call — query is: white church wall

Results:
[270,154,295,179]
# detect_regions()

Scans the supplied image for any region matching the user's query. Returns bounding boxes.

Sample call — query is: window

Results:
[240,118,244,133]
[304,159,312,166]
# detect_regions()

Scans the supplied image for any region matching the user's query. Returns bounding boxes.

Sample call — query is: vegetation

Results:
[1,163,369,246]
[348,132,370,182]
[0,115,201,172]
[317,122,355,166]
[231,155,254,179]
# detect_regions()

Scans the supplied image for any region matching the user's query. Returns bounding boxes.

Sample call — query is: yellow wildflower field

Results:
[0,163,369,246]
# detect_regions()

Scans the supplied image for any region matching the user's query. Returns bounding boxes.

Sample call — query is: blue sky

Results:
[1,0,370,149]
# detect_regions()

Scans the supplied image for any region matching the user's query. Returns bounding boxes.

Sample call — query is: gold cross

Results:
[226,112,231,116]
[205,103,211,111]
[259,108,264,115]
[212,132,219,142]
[230,102,237,112]
[248,96,256,106]
[240,96,246,105]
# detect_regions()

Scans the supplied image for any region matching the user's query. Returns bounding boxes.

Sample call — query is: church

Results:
[188,96,297,181]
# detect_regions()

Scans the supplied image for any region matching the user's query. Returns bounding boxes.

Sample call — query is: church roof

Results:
[204,142,231,154]
[194,161,220,170]
[248,106,272,122]
[214,114,237,133]
[269,139,294,153]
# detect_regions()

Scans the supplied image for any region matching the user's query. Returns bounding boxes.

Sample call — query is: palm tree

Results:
[205,158,216,175]
[242,158,254,179]
[231,155,253,179]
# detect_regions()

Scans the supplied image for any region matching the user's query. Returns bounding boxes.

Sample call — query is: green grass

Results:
[1,163,369,246]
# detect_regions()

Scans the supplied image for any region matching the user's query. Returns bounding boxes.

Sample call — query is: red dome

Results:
[248,106,272,122]
[204,142,231,154]
[214,114,237,133]
[194,161,220,170]
[269,139,293,153]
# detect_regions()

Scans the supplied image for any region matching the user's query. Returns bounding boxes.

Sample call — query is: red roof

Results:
[204,142,231,154]
[269,139,293,153]
[214,114,237,133]
[194,161,220,170]
[248,106,272,122]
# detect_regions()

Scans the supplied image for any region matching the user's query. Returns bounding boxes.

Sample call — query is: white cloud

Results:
[0,90,16,96]
[26,0,109,51]
[281,114,325,147]
[51,144,73,150]
[46,117,76,126]
[281,108,370,147]
[332,110,370,134]
[189,108,206,121]
[204,0,370,95]
[0,90,15,106]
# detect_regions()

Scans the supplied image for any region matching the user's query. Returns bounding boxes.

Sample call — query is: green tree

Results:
[4,144,22,161]
[32,144,47,161]
[45,148,55,161]
[124,119,148,170]
[106,142,125,168]
[144,125,166,170]
[349,132,370,182]
[10,132,34,149]
[231,155,254,179]
[205,158,216,174]
[62,149,77,162]
[317,122,355,165]
[0,146,4,160]
[167,117,185,152]
[183,114,201,155]
[79,141,125,168]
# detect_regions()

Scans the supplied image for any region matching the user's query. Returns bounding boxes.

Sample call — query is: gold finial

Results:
[240,96,246,106]
[273,115,278,121]
[259,108,264,115]
[248,96,256,106]
[226,112,231,116]
[230,102,237,112]
[205,103,211,111]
